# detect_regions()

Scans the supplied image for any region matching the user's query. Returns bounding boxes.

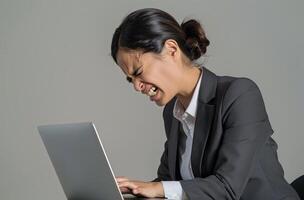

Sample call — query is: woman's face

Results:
[116,42,184,106]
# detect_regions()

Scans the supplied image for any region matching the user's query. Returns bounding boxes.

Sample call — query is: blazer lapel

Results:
[191,102,215,176]
[167,117,179,180]
[191,67,217,177]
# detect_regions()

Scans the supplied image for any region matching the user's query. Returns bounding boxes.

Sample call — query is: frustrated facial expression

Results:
[116,46,183,106]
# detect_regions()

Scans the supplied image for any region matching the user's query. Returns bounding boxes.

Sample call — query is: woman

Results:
[111,8,300,200]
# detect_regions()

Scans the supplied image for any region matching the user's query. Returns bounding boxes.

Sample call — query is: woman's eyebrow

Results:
[126,76,132,83]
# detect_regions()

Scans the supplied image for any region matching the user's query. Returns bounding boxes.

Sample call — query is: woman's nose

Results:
[133,79,145,92]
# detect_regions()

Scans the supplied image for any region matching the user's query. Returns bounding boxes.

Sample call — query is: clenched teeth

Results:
[148,86,157,96]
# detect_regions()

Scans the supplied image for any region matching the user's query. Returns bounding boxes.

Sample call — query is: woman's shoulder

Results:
[217,75,261,101]
[202,67,260,99]
[209,70,264,115]
[215,75,267,124]
[217,75,260,96]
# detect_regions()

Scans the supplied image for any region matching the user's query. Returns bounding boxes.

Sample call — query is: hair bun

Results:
[181,19,210,60]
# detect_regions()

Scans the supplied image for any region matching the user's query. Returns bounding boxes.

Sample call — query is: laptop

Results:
[38,122,165,200]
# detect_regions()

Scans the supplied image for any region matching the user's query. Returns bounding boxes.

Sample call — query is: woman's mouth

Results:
[147,86,158,97]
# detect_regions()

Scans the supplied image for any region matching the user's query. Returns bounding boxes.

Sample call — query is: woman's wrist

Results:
[152,181,165,197]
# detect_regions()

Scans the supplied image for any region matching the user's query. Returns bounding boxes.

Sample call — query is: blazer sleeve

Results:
[152,140,171,182]
[152,100,175,182]
[180,78,274,200]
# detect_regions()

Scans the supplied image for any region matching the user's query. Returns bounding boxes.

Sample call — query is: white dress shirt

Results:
[162,69,203,200]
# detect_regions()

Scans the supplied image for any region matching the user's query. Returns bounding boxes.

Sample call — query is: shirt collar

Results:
[173,69,203,120]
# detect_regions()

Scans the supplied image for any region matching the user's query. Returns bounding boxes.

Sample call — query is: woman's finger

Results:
[119,187,132,194]
[132,188,141,195]
[116,176,129,183]
[118,181,139,189]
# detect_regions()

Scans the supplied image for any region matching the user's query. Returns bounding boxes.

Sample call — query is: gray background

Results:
[0,0,303,199]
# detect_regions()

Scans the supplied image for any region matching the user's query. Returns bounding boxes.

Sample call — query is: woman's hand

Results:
[116,176,164,198]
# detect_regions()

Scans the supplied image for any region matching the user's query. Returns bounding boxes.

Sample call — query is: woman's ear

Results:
[162,39,180,59]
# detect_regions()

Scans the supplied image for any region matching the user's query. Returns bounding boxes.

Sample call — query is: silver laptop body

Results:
[38,122,126,200]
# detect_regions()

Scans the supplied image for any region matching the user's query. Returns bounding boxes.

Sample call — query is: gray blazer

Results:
[154,67,299,200]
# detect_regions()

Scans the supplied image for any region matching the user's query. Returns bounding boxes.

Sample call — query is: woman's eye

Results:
[135,67,143,76]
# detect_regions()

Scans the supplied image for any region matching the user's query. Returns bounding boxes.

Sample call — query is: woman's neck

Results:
[177,65,202,109]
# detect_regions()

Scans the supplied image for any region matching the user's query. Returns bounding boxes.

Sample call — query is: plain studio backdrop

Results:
[0,0,303,199]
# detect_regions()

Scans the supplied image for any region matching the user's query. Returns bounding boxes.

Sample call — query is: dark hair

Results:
[111,8,210,63]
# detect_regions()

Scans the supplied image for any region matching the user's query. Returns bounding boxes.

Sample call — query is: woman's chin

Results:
[155,100,165,106]
[155,96,173,107]
[149,90,173,107]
